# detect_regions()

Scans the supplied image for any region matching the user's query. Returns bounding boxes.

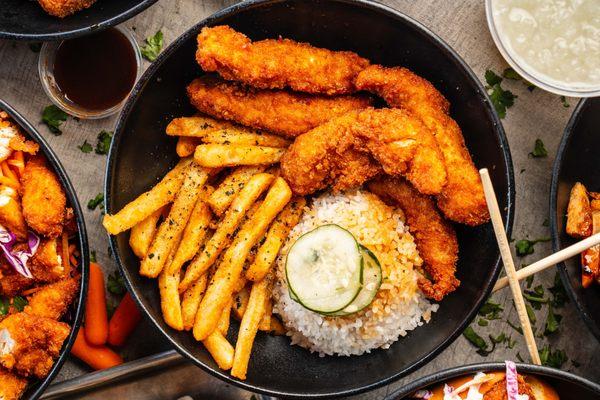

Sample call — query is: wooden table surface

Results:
[0,1,598,399]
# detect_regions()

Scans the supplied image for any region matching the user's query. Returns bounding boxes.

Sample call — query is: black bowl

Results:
[387,362,600,399]
[105,0,514,397]
[0,0,156,41]
[0,99,89,400]
[550,98,600,341]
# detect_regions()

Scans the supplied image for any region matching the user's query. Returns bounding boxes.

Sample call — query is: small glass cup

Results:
[38,25,142,119]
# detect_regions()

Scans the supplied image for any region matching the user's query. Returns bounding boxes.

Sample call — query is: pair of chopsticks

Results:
[479,169,600,365]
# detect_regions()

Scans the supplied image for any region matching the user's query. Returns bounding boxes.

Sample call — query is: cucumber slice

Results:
[328,245,382,316]
[286,224,363,313]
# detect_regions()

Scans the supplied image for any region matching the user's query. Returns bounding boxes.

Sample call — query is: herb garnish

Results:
[478,300,503,320]
[90,250,97,263]
[549,273,569,307]
[88,193,104,211]
[560,96,570,108]
[502,67,535,91]
[485,69,517,119]
[107,272,126,295]
[539,345,568,368]
[12,296,28,311]
[544,305,562,335]
[515,237,551,256]
[529,139,548,158]
[141,30,164,61]
[78,140,93,153]
[463,326,492,356]
[0,298,9,316]
[42,105,68,135]
[95,130,113,155]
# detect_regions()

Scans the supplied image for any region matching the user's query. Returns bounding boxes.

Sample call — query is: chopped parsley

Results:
[463,326,492,356]
[95,130,113,155]
[502,67,535,91]
[107,272,126,296]
[549,273,569,308]
[42,105,68,135]
[78,140,93,153]
[12,296,28,311]
[544,305,562,335]
[507,319,523,335]
[529,139,548,158]
[485,69,517,119]
[478,300,503,320]
[478,318,489,326]
[525,274,534,288]
[0,296,28,315]
[560,96,570,108]
[515,237,551,256]
[525,303,536,324]
[90,250,97,263]
[141,30,164,61]
[539,345,568,368]
[87,193,104,211]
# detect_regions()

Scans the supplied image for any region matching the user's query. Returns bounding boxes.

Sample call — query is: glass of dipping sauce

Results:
[486,0,600,97]
[38,26,141,119]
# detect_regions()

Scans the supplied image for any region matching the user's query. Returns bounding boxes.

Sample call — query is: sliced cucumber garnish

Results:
[286,224,363,313]
[328,245,382,316]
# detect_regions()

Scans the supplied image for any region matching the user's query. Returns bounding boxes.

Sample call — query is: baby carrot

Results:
[108,293,142,347]
[71,329,123,370]
[85,262,109,345]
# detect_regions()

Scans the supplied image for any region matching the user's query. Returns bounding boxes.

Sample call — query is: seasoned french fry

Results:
[231,276,271,380]
[246,198,305,281]
[232,285,250,320]
[258,297,272,331]
[202,330,234,370]
[103,158,192,235]
[194,144,284,168]
[158,233,184,330]
[218,298,233,335]
[140,164,209,278]
[201,130,290,148]
[176,137,201,157]
[181,273,208,331]
[179,173,274,292]
[166,115,231,137]
[208,166,266,216]
[566,182,592,238]
[193,178,292,340]
[129,207,163,259]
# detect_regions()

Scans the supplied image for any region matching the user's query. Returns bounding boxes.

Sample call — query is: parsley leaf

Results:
[560,96,570,108]
[502,67,536,90]
[544,305,562,335]
[485,69,517,119]
[515,237,551,256]
[141,30,163,61]
[463,326,492,356]
[12,296,28,312]
[485,70,503,86]
[539,345,568,368]
[549,273,569,308]
[107,272,126,296]
[90,250,97,263]
[87,193,104,211]
[95,130,113,155]
[478,300,504,320]
[42,105,68,135]
[526,274,534,288]
[78,140,93,153]
[529,138,548,158]
[478,318,489,326]
[507,320,523,335]
[525,303,536,324]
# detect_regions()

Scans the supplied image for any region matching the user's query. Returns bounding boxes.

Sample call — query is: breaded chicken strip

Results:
[0,368,27,400]
[368,177,459,301]
[355,65,489,226]
[280,108,447,196]
[21,156,66,237]
[24,277,79,320]
[0,313,69,378]
[37,0,96,18]
[196,26,370,95]
[0,186,27,241]
[187,76,372,137]
[483,376,536,400]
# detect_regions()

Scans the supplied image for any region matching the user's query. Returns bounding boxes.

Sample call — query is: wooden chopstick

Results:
[493,232,600,292]
[479,169,541,365]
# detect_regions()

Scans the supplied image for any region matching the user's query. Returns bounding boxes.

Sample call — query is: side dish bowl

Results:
[550,98,600,341]
[0,99,89,400]
[105,0,515,397]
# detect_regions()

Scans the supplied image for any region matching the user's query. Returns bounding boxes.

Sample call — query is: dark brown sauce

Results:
[53,27,137,111]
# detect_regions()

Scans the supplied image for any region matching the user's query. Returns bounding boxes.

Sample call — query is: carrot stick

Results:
[85,262,109,345]
[1,162,18,182]
[71,329,123,370]
[108,293,142,347]
[0,175,19,189]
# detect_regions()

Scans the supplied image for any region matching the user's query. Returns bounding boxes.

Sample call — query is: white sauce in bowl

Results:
[491,0,600,92]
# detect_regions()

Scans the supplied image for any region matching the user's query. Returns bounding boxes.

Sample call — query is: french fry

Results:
[158,233,184,330]
[258,297,272,331]
[193,178,292,341]
[566,182,593,238]
[166,115,231,137]
[181,273,208,331]
[202,330,234,370]
[269,317,286,336]
[179,173,274,292]
[176,137,201,157]
[129,207,163,259]
[232,285,250,320]
[217,298,233,335]
[201,130,290,148]
[103,158,192,235]
[231,276,271,380]
[246,198,305,281]
[208,166,266,216]
[140,163,209,278]
[194,144,284,168]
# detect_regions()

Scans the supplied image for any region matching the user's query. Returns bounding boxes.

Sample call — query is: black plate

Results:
[550,98,600,341]
[0,0,156,41]
[387,362,600,399]
[0,99,89,400]
[105,0,515,397]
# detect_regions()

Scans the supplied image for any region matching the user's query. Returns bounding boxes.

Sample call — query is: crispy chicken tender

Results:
[483,376,536,400]
[368,177,459,301]
[280,108,447,196]
[355,65,489,226]
[21,156,66,238]
[186,75,372,137]
[24,277,79,320]
[0,313,69,378]
[37,0,96,18]
[196,26,370,95]
[0,368,27,400]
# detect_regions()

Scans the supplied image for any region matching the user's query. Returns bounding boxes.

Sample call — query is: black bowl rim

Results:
[0,99,90,400]
[550,98,600,341]
[0,0,157,41]
[105,0,515,397]
[385,362,600,399]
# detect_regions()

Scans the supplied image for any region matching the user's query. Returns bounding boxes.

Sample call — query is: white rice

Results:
[273,190,438,356]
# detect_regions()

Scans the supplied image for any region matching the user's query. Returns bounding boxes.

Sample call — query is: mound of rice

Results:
[272,189,438,356]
